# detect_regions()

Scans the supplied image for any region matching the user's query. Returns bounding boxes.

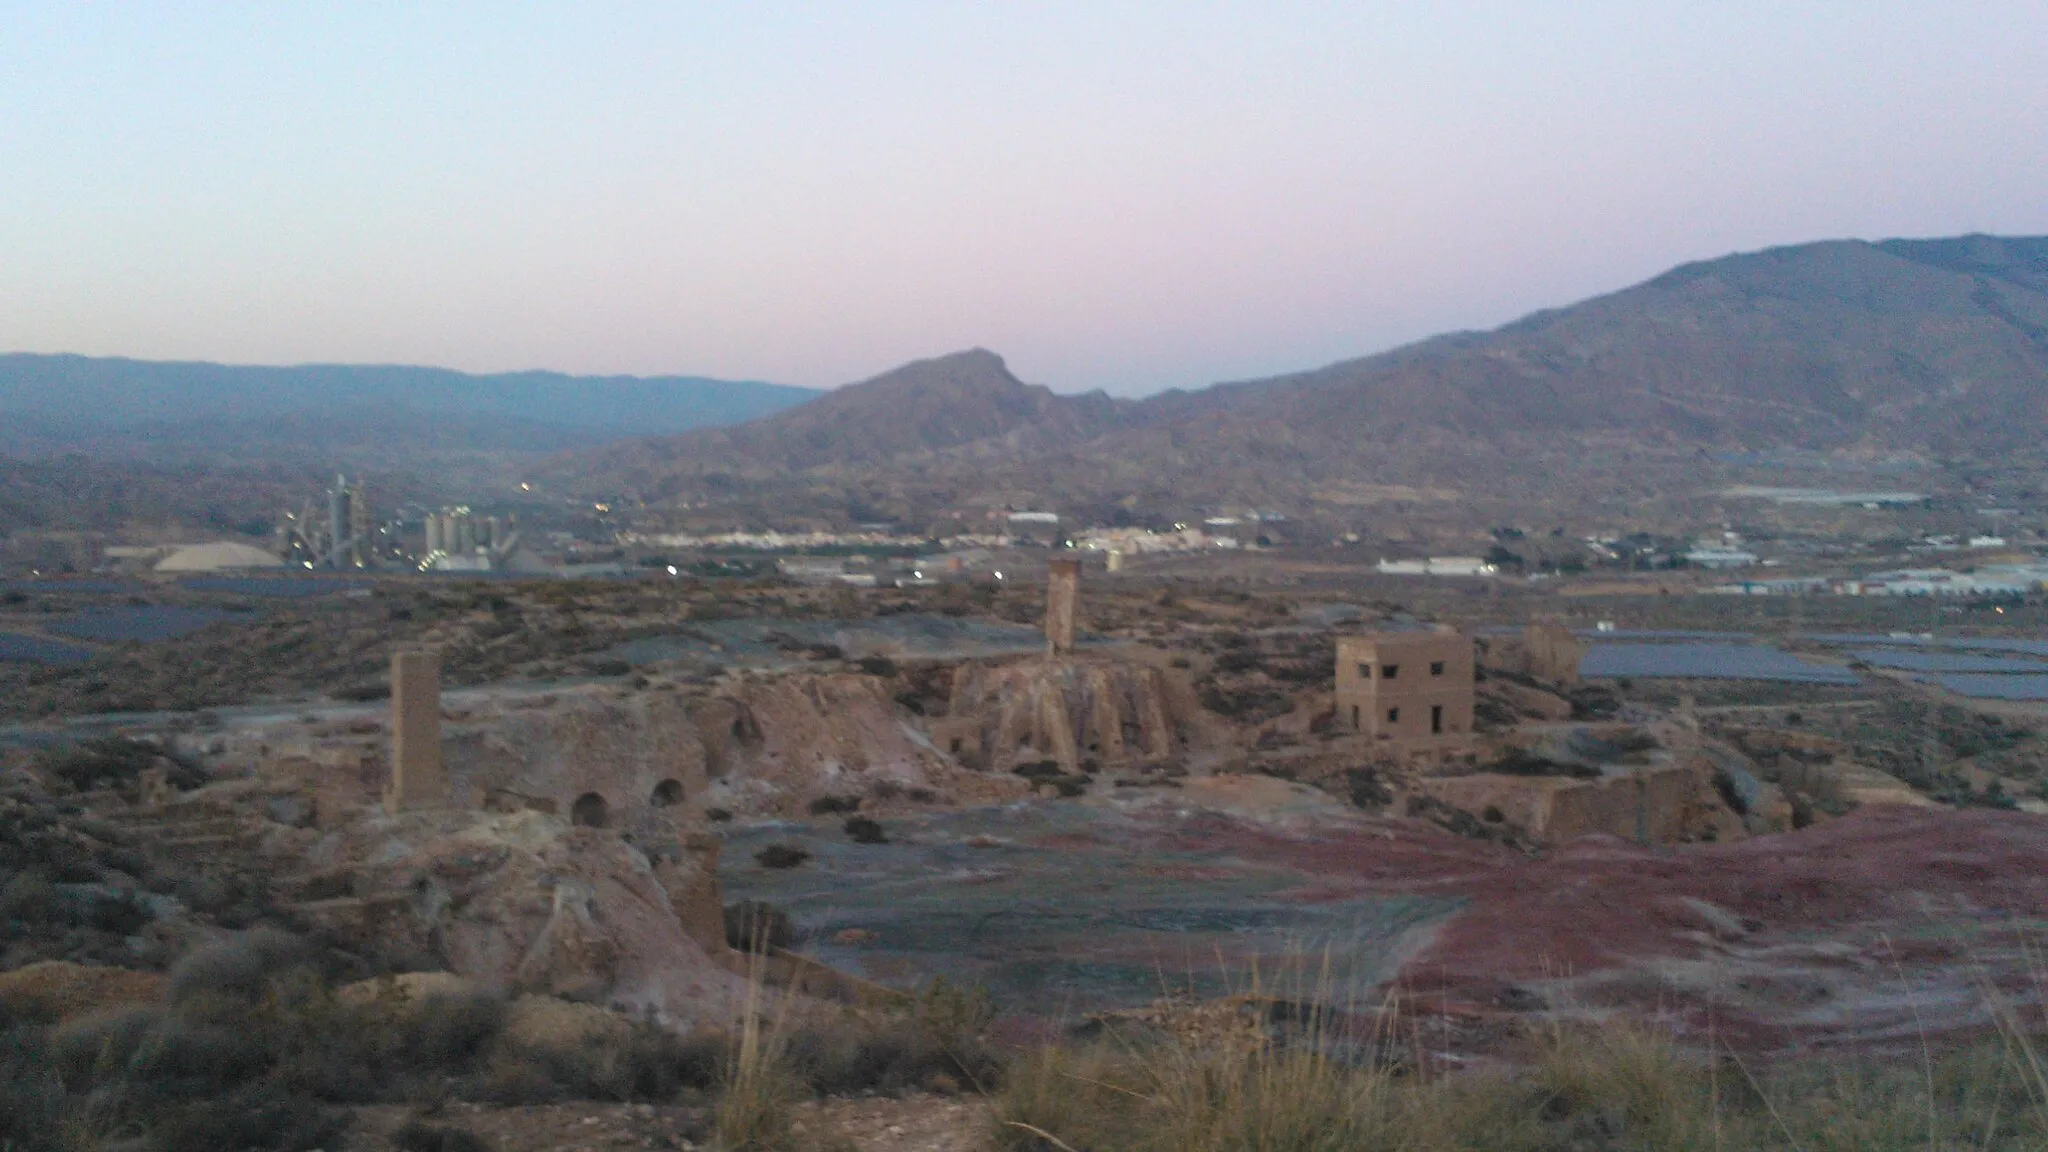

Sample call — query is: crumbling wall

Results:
[447,690,713,842]
[1523,623,1588,686]
[1415,760,1723,845]
[1546,761,1715,843]
[711,673,966,807]
[942,653,1206,773]
[438,674,1004,820]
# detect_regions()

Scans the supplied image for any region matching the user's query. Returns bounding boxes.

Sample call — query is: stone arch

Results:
[570,792,610,828]
[651,779,684,808]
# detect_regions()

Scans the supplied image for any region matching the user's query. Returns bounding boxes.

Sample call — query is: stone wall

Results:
[1415,759,1722,845]
[942,653,1204,773]
[1523,623,1587,686]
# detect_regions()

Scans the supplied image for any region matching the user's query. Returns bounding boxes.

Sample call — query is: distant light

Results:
[913,571,923,579]
[520,482,532,491]
[993,571,1003,580]
[666,565,678,576]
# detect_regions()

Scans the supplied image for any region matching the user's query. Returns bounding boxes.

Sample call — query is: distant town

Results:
[9,469,2048,612]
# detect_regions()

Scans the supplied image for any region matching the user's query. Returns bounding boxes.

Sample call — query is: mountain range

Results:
[0,356,820,463]
[555,234,2048,531]
[7,233,2047,541]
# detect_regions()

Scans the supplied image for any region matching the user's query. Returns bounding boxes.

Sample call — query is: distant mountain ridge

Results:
[1165,234,2048,448]
[573,349,1128,499]
[0,354,819,459]
[549,233,2048,526]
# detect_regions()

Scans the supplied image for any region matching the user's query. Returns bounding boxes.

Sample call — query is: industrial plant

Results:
[277,474,382,570]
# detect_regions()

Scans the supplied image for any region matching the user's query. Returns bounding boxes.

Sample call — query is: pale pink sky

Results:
[3,3,2045,394]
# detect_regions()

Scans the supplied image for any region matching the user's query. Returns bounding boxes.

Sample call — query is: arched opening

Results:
[651,779,684,808]
[570,792,610,828]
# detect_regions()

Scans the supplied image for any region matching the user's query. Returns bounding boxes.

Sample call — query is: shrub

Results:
[1487,749,1599,779]
[168,928,319,1004]
[717,972,801,1152]
[725,901,796,952]
[35,736,205,793]
[787,980,999,1097]
[395,1120,495,1152]
[146,1082,345,1152]
[843,816,888,844]
[0,1022,64,1152]
[807,795,861,816]
[400,990,511,1069]
[754,844,811,870]
[1344,768,1392,810]
[331,679,391,702]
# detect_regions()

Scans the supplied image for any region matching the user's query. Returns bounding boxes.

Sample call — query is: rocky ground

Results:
[6,570,2048,1152]
[340,1094,988,1152]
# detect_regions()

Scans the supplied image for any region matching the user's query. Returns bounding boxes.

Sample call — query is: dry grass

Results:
[715,957,804,1152]
[992,999,2048,1152]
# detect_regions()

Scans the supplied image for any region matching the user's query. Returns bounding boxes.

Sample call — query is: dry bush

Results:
[394,1119,495,1152]
[754,844,811,870]
[843,816,888,844]
[992,1009,2048,1152]
[716,966,802,1152]
[725,901,797,952]
[787,978,1000,1097]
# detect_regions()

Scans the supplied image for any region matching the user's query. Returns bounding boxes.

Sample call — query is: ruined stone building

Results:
[1523,622,1588,685]
[933,655,1201,774]
[1334,631,1475,750]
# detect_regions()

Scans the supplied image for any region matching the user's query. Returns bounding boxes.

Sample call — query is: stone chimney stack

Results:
[386,648,449,813]
[1046,557,1081,657]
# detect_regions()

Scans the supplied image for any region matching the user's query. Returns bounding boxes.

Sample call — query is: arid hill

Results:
[571,349,1127,502]
[552,234,2048,528]
[1163,234,2048,450]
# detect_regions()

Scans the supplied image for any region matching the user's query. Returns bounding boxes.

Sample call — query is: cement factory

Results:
[277,475,379,570]
[273,476,530,574]
[417,505,527,573]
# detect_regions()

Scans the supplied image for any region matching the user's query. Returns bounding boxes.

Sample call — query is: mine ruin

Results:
[1333,629,1475,754]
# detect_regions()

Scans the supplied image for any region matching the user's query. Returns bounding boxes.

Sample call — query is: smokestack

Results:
[1046,557,1081,657]
[327,476,348,570]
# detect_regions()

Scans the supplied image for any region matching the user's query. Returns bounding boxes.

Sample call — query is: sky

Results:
[3,3,2046,396]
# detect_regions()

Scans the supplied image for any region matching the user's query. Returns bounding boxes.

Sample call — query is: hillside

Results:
[553,234,2048,530]
[0,355,819,461]
[1165,234,2048,450]
[570,349,1128,501]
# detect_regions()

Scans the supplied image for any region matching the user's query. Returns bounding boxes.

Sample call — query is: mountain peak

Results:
[565,347,1124,486]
